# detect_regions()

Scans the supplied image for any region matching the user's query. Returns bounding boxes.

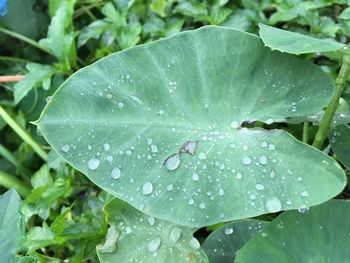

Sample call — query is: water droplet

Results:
[111,167,121,179]
[259,155,267,165]
[146,237,161,252]
[261,141,268,148]
[103,143,110,151]
[169,227,182,243]
[199,202,206,209]
[106,93,113,99]
[61,144,70,153]
[166,184,173,191]
[230,121,239,128]
[147,216,155,226]
[189,237,200,250]
[198,152,206,160]
[236,172,242,179]
[218,188,224,196]
[106,155,113,162]
[164,154,181,171]
[191,173,199,181]
[298,205,309,213]
[150,144,158,153]
[266,118,273,124]
[268,144,275,150]
[301,191,308,197]
[88,158,100,170]
[243,145,248,151]
[147,138,153,145]
[125,226,131,233]
[265,196,281,212]
[242,156,252,165]
[255,183,264,191]
[117,102,124,108]
[142,182,153,195]
[224,227,233,235]
[269,169,276,179]
[180,141,197,155]
[188,199,194,205]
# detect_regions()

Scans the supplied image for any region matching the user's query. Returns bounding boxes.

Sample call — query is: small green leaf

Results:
[39,0,77,68]
[330,124,350,169]
[259,23,345,54]
[235,200,350,262]
[14,63,55,104]
[78,20,111,47]
[339,7,350,20]
[97,198,209,263]
[202,219,269,263]
[24,223,65,252]
[150,0,166,17]
[0,189,23,263]
[38,26,346,227]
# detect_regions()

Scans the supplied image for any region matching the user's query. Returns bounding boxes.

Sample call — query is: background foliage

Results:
[1,0,350,262]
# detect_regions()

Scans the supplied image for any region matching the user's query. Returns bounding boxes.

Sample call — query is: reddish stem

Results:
[0,75,23,83]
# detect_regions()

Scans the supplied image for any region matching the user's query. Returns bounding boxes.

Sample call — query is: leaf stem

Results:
[0,171,31,198]
[0,106,48,161]
[302,121,309,143]
[312,55,350,149]
[0,27,53,56]
[0,75,23,82]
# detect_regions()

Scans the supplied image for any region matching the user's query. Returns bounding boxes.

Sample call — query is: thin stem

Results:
[0,27,53,55]
[0,75,23,82]
[0,106,48,161]
[0,171,31,198]
[312,55,350,149]
[302,121,309,143]
[0,144,19,167]
[0,56,31,63]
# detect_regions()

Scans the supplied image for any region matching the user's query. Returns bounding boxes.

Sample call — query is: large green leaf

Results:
[235,200,350,262]
[330,124,350,169]
[259,24,346,54]
[0,189,24,263]
[202,219,269,263]
[97,198,208,263]
[38,26,346,227]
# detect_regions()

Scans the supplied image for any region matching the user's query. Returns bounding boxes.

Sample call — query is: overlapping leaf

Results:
[235,200,350,262]
[97,198,208,263]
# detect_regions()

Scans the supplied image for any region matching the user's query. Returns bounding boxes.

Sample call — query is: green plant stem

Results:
[0,56,32,63]
[302,121,309,143]
[312,55,350,149]
[0,171,31,198]
[0,144,19,167]
[0,28,53,56]
[0,106,48,161]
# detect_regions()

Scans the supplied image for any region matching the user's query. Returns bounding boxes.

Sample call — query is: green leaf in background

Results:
[235,200,350,262]
[38,26,346,227]
[24,223,65,253]
[150,0,167,17]
[0,0,47,39]
[259,23,346,54]
[202,219,269,263]
[97,198,209,263]
[0,189,24,263]
[339,7,350,20]
[330,124,350,169]
[39,0,77,69]
[14,63,55,104]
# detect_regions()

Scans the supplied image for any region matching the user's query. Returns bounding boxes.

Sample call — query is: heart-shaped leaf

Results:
[202,219,269,263]
[0,189,24,263]
[235,200,350,262]
[330,124,350,169]
[97,198,208,263]
[259,23,346,54]
[38,26,346,227]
